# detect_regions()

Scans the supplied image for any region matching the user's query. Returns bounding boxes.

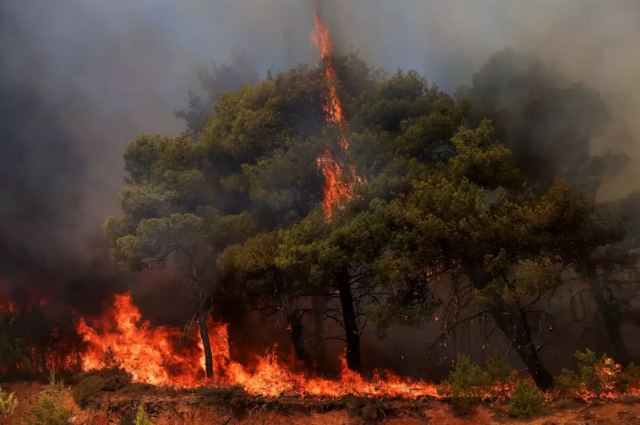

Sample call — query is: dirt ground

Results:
[4,382,640,425]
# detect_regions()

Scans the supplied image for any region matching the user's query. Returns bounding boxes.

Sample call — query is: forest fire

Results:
[76,293,440,399]
[311,2,364,219]
[75,293,207,387]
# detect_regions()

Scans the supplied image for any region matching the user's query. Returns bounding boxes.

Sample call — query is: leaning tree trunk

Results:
[489,294,554,390]
[464,261,553,390]
[582,261,631,365]
[199,309,214,379]
[191,265,214,379]
[337,272,361,371]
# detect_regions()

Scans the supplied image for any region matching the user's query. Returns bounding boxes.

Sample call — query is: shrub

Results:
[484,354,511,383]
[555,350,624,400]
[439,355,492,415]
[576,349,618,396]
[72,369,131,407]
[616,363,640,393]
[23,374,72,425]
[484,353,512,401]
[554,368,580,398]
[72,375,106,407]
[0,386,18,419]
[508,381,545,418]
[554,349,620,400]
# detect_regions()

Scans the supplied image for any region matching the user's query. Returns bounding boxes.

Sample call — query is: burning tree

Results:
[104,135,256,378]
[100,29,637,393]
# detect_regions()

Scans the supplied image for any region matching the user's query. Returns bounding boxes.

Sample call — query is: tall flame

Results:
[76,293,440,399]
[311,2,363,220]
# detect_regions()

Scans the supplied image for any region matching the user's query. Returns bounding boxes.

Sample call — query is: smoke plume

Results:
[1,1,639,356]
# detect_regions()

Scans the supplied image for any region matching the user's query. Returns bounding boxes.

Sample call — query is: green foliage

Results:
[491,256,564,303]
[448,118,520,188]
[554,349,620,399]
[616,362,640,393]
[576,349,618,397]
[484,354,511,384]
[239,139,323,220]
[104,52,631,395]
[0,386,18,419]
[23,375,72,425]
[71,375,104,407]
[175,54,259,137]
[352,70,436,132]
[554,368,581,398]
[439,356,492,415]
[508,381,545,418]
[484,353,512,401]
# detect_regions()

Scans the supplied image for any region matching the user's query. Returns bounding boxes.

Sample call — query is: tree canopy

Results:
[105,51,638,389]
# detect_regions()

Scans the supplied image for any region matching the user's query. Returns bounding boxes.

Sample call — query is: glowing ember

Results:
[310,2,363,219]
[77,293,440,399]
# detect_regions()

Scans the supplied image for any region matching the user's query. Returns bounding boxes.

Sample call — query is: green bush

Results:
[554,368,580,398]
[508,381,545,418]
[484,353,512,401]
[576,349,617,396]
[616,362,640,393]
[484,354,511,383]
[439,355,492,415]
[554,349,620,400]
[23,374,72,425]
[0,386,18,419]
[72,369,131,407]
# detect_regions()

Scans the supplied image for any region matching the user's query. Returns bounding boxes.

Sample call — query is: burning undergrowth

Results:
[76,292,440,399]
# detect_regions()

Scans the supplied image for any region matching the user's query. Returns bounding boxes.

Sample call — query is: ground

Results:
[4,382,640,425]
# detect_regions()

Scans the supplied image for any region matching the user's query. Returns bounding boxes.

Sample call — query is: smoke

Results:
[319,0,640,199]
[1,0,640,370]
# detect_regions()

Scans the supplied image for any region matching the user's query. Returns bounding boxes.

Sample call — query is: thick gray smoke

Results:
[1,0,639,307]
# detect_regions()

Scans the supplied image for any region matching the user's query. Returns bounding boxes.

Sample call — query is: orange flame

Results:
[76,293,208,387]
[311,4,363,219]
[77,293,439,399]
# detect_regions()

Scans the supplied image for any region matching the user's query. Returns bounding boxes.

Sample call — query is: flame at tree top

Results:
[311,1,363,220]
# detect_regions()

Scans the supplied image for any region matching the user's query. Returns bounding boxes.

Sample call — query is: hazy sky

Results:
[1,0,639,259]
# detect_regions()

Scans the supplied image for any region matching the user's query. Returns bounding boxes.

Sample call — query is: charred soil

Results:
[4,381,640,425]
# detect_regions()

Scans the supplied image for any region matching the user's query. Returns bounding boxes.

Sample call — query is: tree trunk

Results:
[337,272,361,371]
[489,294,554,390]
[311,295,327,367]
[582,262,631,365]
[199,310,214,379]
[287,312,312,368]
[464,261,553,390]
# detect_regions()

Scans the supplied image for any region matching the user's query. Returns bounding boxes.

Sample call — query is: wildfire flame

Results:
[76,293,208,387]
[311,2,364,220]
[76,293,440,399]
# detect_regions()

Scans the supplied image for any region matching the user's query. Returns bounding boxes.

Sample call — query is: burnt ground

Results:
[4,381,640,425]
